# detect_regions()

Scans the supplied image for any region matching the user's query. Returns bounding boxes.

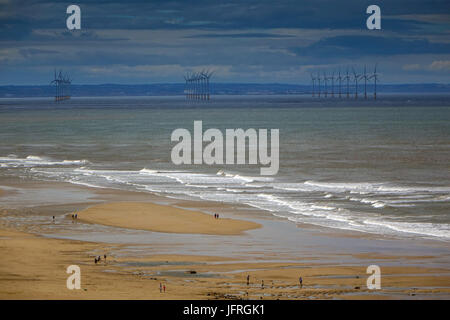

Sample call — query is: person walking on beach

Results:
[163,284,166,293]
[247,275,250,286]
[159,283,162,293]
[261,280,264,289]
[299,276,303,288]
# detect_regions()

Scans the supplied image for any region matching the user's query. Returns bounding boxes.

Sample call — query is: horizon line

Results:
[1,82,450,87]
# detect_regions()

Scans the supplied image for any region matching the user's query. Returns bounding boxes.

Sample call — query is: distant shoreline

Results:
[1,83,449,98]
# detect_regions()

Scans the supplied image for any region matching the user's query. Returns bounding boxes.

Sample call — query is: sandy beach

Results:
[77,202,261,235]
[1,182,449,300]
[1,224,449,300]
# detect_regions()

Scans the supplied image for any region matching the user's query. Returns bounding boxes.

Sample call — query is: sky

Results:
[0,0,449,85]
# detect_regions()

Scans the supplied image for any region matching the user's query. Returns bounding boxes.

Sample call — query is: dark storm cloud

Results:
[77,0,449,31]
[2,0,449,30]
[294,35,450,58]
[0,18,33,40]
[0,0,449,84]
[185,33,295,39]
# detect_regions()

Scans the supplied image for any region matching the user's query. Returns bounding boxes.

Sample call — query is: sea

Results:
[0,94,449,241]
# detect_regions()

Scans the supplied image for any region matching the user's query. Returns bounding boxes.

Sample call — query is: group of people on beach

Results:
[213,213,220,219]
[159,282,166,293]
[246,274,303,289]
[52,213,78,222]
[94,254,107,264]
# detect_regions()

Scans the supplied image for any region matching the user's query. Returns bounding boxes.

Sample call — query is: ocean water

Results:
[0,95,449,240]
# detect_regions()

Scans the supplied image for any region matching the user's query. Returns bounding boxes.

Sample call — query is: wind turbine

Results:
[200,69,206,100]
[352,67,361,99]
[50,69,58,101]
[323,72,328,98]
[344,68,350,99]
[193,72,198,100]
[206,70,214,100]
[62,72,67,98]
[198,71,203,100]
[310,73,315,97]
[64,72,71,98]
[191,72,195,100]
[316,72,321,97]
[188,72,194,100]
[183,73,189,99]
[330,71,335,98]
[362,65,369,99]
[337,69,343,98]
[198,70,203,100]
[68,74,72,98]
[201,69,213,100]
[369,63,379,100]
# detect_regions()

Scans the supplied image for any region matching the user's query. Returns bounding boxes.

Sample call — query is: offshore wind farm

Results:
[50,69,72,102]
[310,65,379,100]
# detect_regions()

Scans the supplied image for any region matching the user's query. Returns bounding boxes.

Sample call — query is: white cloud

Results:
[82,64,233,81]
[401,60,450,72]
[429,60,450,71]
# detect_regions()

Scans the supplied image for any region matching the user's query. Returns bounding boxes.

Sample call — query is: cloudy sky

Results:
[0,0,449,85]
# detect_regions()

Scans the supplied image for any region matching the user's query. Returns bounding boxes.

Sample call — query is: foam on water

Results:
[2,154,449,240]
[1,97,449,243]
[0,155,89,168]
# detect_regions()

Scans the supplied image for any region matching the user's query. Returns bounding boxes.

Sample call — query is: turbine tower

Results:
[345,68,350,99]
[369,63,379,100]
[201,69,213,100]
[50,69,58,101]
[330,72,335,98]
[317,72,321,97]
[195,72,200,100]
[310,73,315,97]
[206,70,213,100]
[183,73,188,99]
[323,72,328,98]
[362,65,369,99]
[352,67,361,99]
[185,72,190,99]
[337,69,343,98]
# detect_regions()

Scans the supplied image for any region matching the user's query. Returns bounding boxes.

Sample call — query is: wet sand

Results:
[1,227,449,299]
[0,181,449,299]
[77,202,261,235]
